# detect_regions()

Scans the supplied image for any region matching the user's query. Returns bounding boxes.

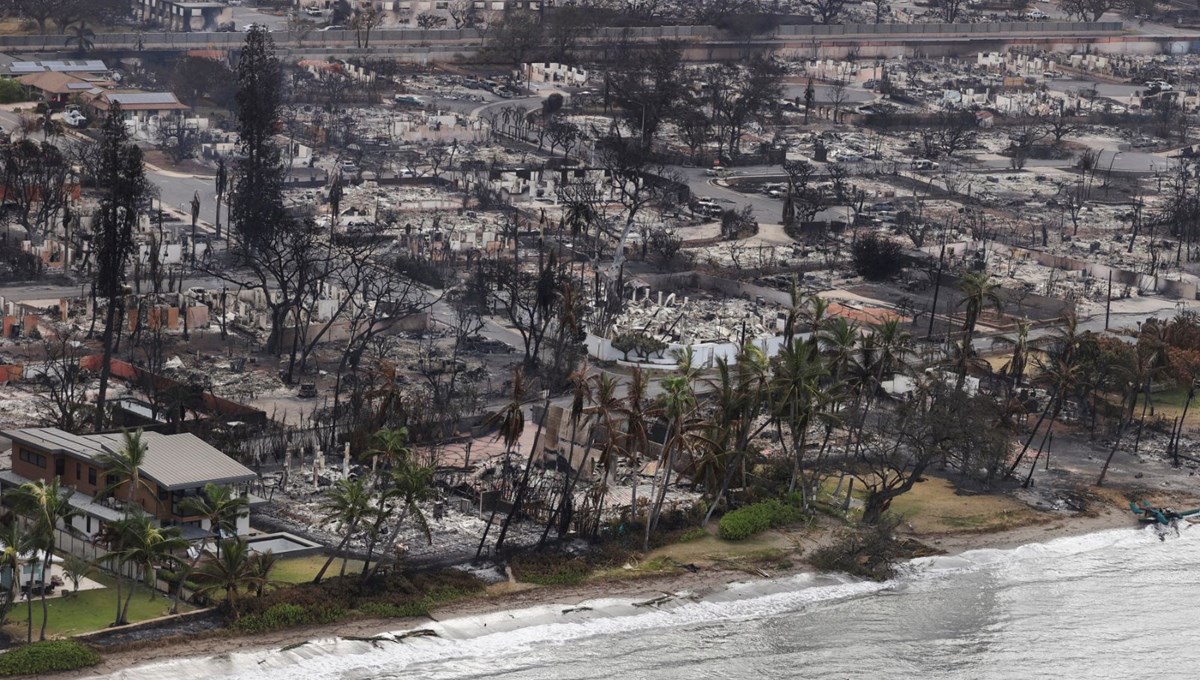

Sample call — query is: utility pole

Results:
[1105,270,1113,330]
[927,239,947,340]
[189,191,200,266]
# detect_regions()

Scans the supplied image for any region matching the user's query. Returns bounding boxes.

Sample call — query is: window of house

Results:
[75,463,81,480]
[158,486,168,501]
[54,458,64,477]
[18,449,46,468]
[86,516,92,533]
[88,467,97,485]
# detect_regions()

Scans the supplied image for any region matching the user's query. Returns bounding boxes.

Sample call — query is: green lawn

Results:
[272,555,365,584]
[3,572,191,639]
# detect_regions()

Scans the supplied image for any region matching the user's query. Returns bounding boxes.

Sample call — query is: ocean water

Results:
[95,524,1200,680]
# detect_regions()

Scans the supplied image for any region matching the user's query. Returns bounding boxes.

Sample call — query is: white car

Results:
[1025,9,1048,19]
[242,23,271,32]
[61,111,86,127]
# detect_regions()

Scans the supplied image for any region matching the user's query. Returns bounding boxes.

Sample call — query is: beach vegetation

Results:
[717,499,805,541]
[0,640,101,677]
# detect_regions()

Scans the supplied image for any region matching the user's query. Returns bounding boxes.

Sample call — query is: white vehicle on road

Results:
[61,111,87,128]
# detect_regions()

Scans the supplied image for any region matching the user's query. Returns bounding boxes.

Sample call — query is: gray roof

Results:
[4,428,256,491]
[8,60,108,74]
[103,92,181,106]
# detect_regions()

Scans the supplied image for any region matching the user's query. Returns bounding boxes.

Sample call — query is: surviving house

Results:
[0,427,258,540]
[83,91,191,130]
[16,71,114,107]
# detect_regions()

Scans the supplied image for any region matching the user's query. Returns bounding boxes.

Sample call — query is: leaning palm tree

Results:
[357,427,414,571]
[539,361,594,548]
[313,477,375,583]
[364,460,434,581]
[644,374,701,550]
[65,21,95,57]
[95,429,155,514]
[11,477,79,640]
[192,537,261,619]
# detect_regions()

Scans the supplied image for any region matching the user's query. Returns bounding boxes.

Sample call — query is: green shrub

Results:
[0,640,101,677]
[678,527,708,543]
[718,499,805,541]
[0,79,25,105]
[234,602,346,634]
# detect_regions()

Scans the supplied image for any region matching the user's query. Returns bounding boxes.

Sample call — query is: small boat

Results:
[1130,501,1200,526]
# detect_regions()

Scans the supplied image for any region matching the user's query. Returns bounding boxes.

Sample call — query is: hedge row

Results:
[0,640,101,677]
[717,499,805,541]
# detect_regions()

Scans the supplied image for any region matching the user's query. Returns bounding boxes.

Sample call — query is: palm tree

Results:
[819,317,859,386]
[358,427,413,570]
[173,484,249,611]
[102,511,186,626]
[644,374,702,550]
[313,477,374,583]
[994,318,1032,391]
[619,367,653,522]
[11,477,79,641]
[65,21,95,57]
[248,549,281,598]
[0,516,34,627]
[539,361,594,547]
[364,459,434,581]
[1005,322,1083,482]
[771,338,831,503]
[180,483,248,557]
[362,426,412,482]
[61,553,94,595]
[488,367,527,454]
[702,345,771,524]
[193,537,262,619]
[95,429,156,514]
[957,271,1003,353]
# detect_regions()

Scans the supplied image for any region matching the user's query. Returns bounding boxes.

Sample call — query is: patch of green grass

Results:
[271,555,365,585]
[3,572,191,638]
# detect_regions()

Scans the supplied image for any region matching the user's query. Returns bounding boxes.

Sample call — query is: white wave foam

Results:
[96,525,1194,680]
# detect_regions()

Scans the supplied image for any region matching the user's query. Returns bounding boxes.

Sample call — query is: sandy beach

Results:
[80,500,1142,679]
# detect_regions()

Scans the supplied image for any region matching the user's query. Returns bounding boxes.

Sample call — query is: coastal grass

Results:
[0,640,101,676]
[2,572,190,639]
[272,556,367,584]
[889,477,1041,534]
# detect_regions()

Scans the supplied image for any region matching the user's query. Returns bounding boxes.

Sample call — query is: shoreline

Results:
[82,502,1138,678]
